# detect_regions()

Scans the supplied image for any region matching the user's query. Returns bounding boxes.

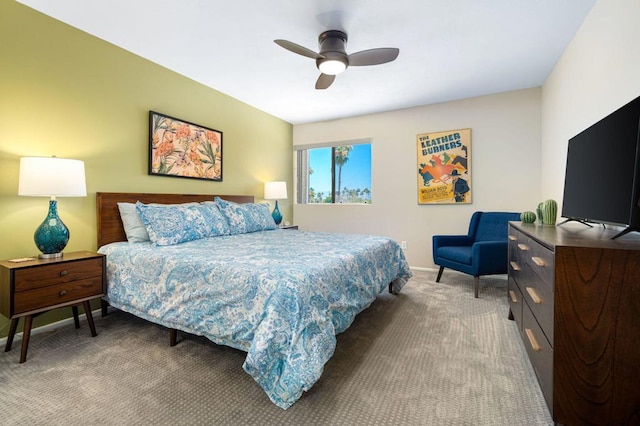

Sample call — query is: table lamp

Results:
[264,181,287,226]
[18,156,87,258]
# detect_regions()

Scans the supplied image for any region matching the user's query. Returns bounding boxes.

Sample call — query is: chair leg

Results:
[436,266,444,282]
[474,276,479,298]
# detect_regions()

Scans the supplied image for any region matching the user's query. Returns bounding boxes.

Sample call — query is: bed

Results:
[96,192,412,409]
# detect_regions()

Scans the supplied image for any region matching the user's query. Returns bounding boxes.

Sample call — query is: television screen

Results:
[561,95,640,229]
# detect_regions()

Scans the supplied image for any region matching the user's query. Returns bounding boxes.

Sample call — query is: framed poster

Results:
[149,111,223,181]
[417,128,471,204]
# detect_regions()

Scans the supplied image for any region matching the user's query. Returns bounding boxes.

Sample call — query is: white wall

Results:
[541,0,640,203]
[293,88,541,269]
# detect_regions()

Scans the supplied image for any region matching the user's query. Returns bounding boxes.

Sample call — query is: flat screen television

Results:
[560,95,640,239]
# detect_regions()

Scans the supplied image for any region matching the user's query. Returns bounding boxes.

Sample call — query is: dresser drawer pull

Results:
[59,290,67,297]
[531,256,546,267]
[526,287,542,304]
[510,261,521,271]
[508,235,517,241]
[509,290,518,303]
[525,328,541,352]
[517,243,529,251]
[60,270,68,276]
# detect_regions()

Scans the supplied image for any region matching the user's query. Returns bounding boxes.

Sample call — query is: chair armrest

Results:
[432,235,473,250]
[471,241,509,275]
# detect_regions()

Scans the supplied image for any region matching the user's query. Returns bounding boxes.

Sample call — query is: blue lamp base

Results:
[34,199,69,259]
[271,200,283,226]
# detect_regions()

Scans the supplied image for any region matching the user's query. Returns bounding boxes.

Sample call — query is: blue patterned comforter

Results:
[98,230,412,408]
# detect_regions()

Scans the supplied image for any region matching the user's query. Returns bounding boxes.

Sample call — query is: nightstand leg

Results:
[72,305,80,329]
[101,299,109,317]
[19,315,33,363]
[5,318,19,352]
[83,301,97,337]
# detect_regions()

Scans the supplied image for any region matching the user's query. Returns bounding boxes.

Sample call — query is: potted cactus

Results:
[521,211,536,223]
[541,199,558,225]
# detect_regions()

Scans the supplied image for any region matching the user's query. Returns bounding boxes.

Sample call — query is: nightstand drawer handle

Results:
[525,328,541,352]
[60,270,68,276]
[526,287,542,304]
[508,235,517,241]
[510,261,521,271]
[509,290,518,303]
[517,243,529,251]
[531,256,546,267]
[59,290,67,297]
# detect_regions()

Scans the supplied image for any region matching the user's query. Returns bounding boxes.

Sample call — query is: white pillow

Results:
[117,202,150,243]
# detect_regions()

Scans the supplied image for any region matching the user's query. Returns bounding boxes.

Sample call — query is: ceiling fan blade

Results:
[274,39,323,60]
[348,48,399,66]
[315,73,336,90]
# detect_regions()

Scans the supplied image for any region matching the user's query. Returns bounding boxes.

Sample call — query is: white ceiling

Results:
[18,0,596,124]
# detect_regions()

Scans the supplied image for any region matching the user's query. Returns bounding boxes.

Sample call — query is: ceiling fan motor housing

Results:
[316,30,349,73]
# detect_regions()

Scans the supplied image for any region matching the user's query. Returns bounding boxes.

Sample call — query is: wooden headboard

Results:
[96,192,255,248]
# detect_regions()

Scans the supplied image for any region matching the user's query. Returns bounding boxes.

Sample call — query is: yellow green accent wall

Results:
[0,1,293,337]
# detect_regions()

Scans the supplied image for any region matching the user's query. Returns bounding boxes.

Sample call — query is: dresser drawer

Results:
[522,302,553,412]
[508,255,526,285]
[511,231,533,274]
[512,233,532,262]
[13,276,104,315]
[520,265,554,343]
[508,230,526,284]
[508,231,520,265]
[527,242,554,289]
[512,230,554,288]
[13,257,103,292]
[508,276,523,327]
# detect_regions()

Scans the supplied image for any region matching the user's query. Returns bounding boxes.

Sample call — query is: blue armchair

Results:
[433,211,521,298]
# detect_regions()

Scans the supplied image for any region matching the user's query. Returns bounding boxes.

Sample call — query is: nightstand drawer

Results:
[14,277,104,314]
[13,257,103,292]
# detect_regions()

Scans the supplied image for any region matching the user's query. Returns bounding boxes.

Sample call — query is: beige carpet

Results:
[0,270,553,425]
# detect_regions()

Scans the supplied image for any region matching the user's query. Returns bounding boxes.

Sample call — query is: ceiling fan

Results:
[274,30,399,90]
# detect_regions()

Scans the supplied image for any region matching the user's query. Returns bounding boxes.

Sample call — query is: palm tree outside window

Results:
[295,142,372,204]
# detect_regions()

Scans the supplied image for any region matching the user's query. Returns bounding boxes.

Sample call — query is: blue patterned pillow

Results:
[200,201,231,236]
[215,197,277,234]
[136,202,228,246]
[117,201,200,243]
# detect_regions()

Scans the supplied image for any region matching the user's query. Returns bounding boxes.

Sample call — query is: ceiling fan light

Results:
[318,59,346,75]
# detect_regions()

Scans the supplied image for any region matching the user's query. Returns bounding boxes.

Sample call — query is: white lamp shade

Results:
[264,181,287,200]
[19,157,87,197]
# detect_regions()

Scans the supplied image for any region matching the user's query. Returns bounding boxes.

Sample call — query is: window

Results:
[296,142,372,204]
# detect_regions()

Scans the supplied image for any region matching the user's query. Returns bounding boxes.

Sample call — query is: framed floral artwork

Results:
[149,111,223,181]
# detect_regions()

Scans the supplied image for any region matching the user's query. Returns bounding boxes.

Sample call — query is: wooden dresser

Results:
[507,222,640,425]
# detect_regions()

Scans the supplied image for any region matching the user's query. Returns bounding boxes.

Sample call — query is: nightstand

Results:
[280,225,298,230]
[0,251,106,363]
